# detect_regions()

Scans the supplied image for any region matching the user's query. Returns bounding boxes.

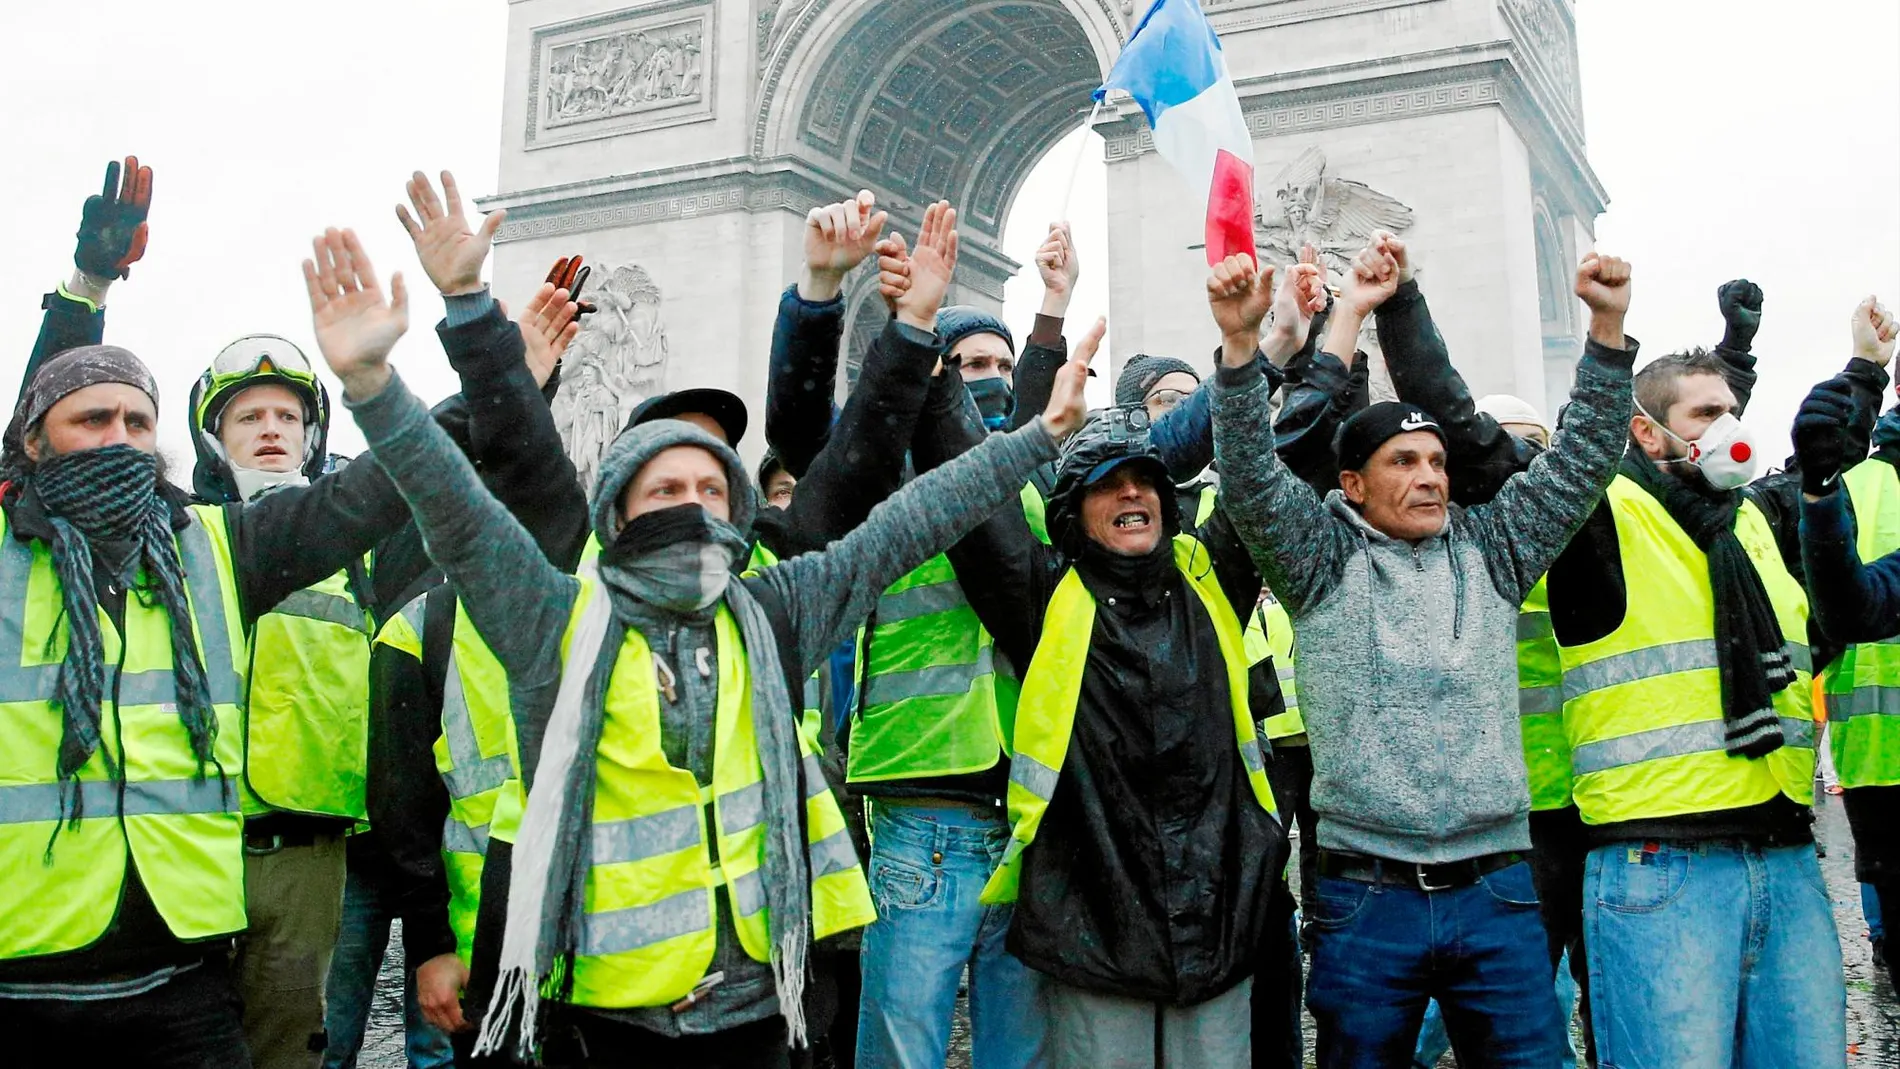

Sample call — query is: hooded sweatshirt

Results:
[342,368,1059,1034]
[1211,339,1635,863]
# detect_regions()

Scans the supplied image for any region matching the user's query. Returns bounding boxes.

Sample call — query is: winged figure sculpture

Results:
[1255,147,1415,274]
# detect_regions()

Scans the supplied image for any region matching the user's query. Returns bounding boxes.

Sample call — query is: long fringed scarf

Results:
[477,522,813,1062]
[28,445,220,838]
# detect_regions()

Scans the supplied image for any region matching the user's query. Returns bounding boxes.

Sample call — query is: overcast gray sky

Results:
[4,1,1895,466]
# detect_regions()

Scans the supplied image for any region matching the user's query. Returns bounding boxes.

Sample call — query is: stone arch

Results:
[1531,198,1570,337]
[760,0,1119,267]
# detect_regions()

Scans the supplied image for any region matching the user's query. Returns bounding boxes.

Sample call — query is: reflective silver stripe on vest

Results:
[1519,685,1563,716]
[439,650,513,801]
[1562,639,1718,703]
[1565,640,1813,704]
[730,826,860,919]
[593,804,699,865]
[0,776,237,825]
[399,597,426,640]
[716,754,833,836]
[1572,716,1818,777]
[0,518,240,709]
[581,886,712,956]
[443,817,489,856]
[1009,750,1059,802]
[1239,737,1266,775]
[1517,612,1554,643]
[875,580,969,626]
[864,646,995,706]
[267,587,368,634]
[808,825,859,878]
[1828,686,1900,722]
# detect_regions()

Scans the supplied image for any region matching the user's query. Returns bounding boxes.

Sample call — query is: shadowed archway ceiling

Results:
[797,0,1100,236]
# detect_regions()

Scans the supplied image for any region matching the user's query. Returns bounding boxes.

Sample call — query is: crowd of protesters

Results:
[1,153,1897,1069]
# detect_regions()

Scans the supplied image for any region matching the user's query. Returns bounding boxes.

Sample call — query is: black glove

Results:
[1717,278,1763,351]
[75,157,153,281]
[1793,375,1855,496]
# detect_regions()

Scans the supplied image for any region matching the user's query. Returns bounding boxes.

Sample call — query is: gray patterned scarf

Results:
[479,425,814,1061]
[26,444,221,842]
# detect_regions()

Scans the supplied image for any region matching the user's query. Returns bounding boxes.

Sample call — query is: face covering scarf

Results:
[26,444,221,841]
[965,376,1015,431]
[478,503,822,1061]
[598,503,749,613]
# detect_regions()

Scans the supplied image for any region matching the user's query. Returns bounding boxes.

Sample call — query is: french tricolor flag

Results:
[1097,0,1256,266]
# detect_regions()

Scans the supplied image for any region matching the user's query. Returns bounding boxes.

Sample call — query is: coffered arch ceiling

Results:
[772,0,1113,240]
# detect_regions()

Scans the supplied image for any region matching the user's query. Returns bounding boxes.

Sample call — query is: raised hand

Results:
[1340,240,1400,318]
[1850,295,1898,368]
[895,200,958,332]
[396,170,504,296]
[75,155,153,281]
[1373,231,1413,286]
[546,255,596,317]
[1207,253,1274,366]
[1263,258,1327,365]
[1575,252,1632,347]
[1036,222,1080,318]
[1793,375,1855,496]
[303,228,409,399]
[802,190,888,302]
[1717,279,1764,350]
[1042,316,1104,440]
[516,282,582,389]
[875,233,910,316]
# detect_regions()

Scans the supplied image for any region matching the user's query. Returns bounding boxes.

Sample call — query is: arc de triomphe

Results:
[480,0,1604,465]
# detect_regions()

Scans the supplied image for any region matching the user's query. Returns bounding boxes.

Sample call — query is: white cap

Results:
[1475,393,1549,436]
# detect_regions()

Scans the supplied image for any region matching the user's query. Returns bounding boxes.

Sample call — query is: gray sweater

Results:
[346,370,1059,1030]
[1211,341,1635,863]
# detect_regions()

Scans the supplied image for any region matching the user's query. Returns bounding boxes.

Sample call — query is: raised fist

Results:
[1717,279,1763,350]
[1575,253,1633,316]
[1850,295,1898,368]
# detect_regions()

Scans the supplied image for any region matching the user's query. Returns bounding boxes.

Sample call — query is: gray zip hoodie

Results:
[1212,339,1636,863]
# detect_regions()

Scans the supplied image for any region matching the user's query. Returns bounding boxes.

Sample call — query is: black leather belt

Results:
[1317,849,1524,892]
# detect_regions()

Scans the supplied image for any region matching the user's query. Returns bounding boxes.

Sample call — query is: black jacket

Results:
[919,383,1283,1002]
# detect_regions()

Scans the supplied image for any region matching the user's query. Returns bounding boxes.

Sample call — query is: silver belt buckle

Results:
[1414,864,1454,893]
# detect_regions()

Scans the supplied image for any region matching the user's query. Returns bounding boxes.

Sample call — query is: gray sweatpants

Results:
[1047,975,1252,1069]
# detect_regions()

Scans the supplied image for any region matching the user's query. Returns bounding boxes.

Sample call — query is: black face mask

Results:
[965,376,1014,431]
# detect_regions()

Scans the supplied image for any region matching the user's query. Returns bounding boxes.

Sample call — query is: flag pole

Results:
[1059,96,1107,222]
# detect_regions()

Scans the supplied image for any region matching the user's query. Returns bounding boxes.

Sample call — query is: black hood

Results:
[1045,405,1180,557]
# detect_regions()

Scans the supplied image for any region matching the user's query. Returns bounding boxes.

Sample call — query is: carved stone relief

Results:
[528,4,715,149]
[1502,0,1580,117]
[1255,147,1415,276]
[553,265,673,495]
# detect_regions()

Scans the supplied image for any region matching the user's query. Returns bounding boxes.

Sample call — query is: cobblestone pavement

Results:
[361,791,1898,1067]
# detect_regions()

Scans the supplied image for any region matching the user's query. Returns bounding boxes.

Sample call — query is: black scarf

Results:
[27,445,221,835]
[1619,451,1792,757]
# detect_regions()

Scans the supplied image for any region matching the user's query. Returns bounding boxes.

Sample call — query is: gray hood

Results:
[588,419,757,546]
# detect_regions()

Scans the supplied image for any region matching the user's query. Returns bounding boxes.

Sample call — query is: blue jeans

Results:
[1583,840,1845,1069]
[855,801,1048,1069]
[321,865,455,1069]
[1306,860,1568,1069]
[1413,949,1577,1068]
